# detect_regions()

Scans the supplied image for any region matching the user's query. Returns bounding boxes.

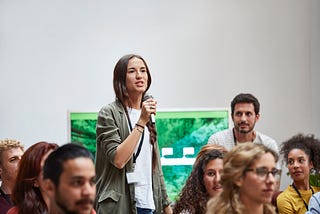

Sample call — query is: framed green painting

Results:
[69,108,230,201]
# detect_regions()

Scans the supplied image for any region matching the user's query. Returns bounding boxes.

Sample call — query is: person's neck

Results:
[241,195,264,214]
[125,94,142,110]
[0,181,14,194]
[293,179,310,190]
[233,128,256,143]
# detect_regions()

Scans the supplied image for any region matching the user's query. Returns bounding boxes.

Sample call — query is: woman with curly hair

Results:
[207,143,280,214]
[277,134,320,214]
[7,141,58,214]
[173,144,228,214]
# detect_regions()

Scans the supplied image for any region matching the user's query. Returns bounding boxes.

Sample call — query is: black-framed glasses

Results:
[245,167,281,180]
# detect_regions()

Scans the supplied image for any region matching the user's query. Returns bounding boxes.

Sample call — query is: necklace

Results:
[291,183,314,210]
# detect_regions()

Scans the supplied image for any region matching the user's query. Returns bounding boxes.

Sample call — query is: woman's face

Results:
[125,57,148,95]
[203,158,223,197]
[237,152,276,207]
[287,148,313,183]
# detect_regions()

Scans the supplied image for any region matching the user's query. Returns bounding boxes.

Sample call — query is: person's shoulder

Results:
[312,186,320,193]
[207,129,232,144]
[210,129,232,138]
[278,186,297,199]
[6,207,18,214]
[256,131,277,143]
[256,131,279,152]
[98,101,124,115]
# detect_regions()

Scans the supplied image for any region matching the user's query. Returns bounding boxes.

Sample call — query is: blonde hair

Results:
[0,139,24,165]
[206,143,278,214]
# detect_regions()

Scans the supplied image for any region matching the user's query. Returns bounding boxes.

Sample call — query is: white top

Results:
[306,191,320,214]
[128,108,155,210]
[207,128,279,153]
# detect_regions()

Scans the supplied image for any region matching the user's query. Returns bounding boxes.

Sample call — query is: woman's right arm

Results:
[96,103,151,169]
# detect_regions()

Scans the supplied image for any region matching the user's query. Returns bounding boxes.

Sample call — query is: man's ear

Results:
[256,113,260,121]
[43,179,55,195]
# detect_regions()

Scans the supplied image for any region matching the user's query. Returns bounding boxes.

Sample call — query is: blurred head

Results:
[43,143,96,214]
[0,139,24,184]
[113,54,152,106]
[11,141,58,213]
[222,143,279,208]
[280,134,320,184]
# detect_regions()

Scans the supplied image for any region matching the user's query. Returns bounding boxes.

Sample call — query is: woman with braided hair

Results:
[95,54,171,214]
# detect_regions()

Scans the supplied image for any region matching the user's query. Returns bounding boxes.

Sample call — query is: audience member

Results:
[207,143,280,214]
[306,191,320,214]
[173,144,227,214]
[277,134,320,214]
[207,93,278,153]
[7,141,58,214]
[0,139,24,214]
[43,143,96,214]
[95,54,171,214]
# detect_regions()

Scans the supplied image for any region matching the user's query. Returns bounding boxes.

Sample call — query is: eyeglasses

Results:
[245,167,281,180]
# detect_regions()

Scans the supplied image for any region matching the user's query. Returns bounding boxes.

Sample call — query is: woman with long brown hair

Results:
[95,54,171,214]
[7,141,58,214]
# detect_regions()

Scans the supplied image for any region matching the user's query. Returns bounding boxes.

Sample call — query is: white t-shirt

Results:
[207,128,279,153]
[128,108,155,210]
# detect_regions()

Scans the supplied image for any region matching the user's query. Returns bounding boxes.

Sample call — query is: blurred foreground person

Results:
[43,143,96,214]
[207,143,279,214]
[8,141,58,214]
[0,139,24,214]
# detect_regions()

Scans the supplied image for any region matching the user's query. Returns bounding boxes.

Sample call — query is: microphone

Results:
[143,94,156,124]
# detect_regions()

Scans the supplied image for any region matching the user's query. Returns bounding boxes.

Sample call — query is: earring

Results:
[310,168,316,174]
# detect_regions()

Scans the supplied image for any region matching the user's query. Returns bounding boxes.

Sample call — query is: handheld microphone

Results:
[143,94,156,124]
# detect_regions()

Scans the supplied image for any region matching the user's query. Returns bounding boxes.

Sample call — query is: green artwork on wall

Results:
[69,109,230,201]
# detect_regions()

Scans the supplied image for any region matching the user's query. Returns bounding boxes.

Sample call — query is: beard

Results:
[55,190,94,214]
[235,122,255,134]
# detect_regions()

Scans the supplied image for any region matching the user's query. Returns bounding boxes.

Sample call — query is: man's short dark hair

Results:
[43,143,93,186]
[231,93,260,116]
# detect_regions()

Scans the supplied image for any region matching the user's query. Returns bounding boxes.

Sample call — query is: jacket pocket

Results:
[98,190,122,203]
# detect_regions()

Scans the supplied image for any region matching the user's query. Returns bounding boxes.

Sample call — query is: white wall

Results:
[0,0,319,189]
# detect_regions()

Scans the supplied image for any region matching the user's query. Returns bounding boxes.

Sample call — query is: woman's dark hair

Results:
[173,145,227,214]
[113,54,157,168]
[113,54,152,108]
[280,133,320,172]
[11,141,58,214]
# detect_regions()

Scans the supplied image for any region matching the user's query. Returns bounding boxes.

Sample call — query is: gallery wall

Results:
[1,0,319,190]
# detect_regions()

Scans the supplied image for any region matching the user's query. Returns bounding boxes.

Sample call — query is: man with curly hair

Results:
[0,139,24,214]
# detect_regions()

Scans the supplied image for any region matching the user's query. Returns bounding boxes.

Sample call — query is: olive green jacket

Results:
[95,101,171,214]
